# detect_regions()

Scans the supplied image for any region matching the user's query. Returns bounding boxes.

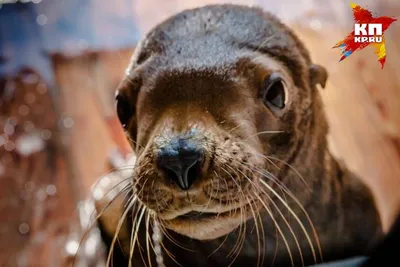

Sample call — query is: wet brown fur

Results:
[97,4,382,267]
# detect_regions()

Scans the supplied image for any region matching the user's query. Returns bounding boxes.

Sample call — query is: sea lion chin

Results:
[99,4,382,266]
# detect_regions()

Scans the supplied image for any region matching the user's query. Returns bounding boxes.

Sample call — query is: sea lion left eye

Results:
[262,74,286,109]
[115,92,134,128]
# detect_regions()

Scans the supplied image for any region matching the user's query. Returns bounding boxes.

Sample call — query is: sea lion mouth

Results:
[178,211,217,219]
[160,203,256,240]
[174,209,232,221]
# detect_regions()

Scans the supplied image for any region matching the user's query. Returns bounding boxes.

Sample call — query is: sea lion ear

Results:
[309,64,328,89]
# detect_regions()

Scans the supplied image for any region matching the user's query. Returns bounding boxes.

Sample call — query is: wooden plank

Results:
[0,68,79,266]
[51,53,115,192]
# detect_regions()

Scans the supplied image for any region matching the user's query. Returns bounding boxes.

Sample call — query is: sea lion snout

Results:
[125,99,266,239]
[157,134,205,190]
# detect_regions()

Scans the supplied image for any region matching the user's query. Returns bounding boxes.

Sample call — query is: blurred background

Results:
[0,0,399,266]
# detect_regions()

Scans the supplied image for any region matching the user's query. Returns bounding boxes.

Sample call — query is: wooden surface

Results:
[52,49,134,191]
[0,69,79,266]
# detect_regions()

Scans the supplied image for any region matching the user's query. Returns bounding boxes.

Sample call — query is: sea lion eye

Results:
[115,91,134,128]
[262,74,286,110]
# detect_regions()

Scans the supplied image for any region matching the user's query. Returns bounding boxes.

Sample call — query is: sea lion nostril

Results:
[158,139,203,190]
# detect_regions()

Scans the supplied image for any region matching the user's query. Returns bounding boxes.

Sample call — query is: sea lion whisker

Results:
[247,196,265,267]
[219,166,248,263]
[225,121,248,135]
[252,192,295,267]
[256,34,278,52]
[219,167,245,253]
[272,219,279,267]
[226,163,303,266]
[125,133,145,150]
[125,178,152,266]
[259,179,318,264]
[213,171,229,217]
[255,203,267,267]
[202,165,220,206]
[214,173,233,219]
[206,172,235,258]
[94,181,131,221]
[159,195,178,214]
[106,195,137,266]
[233,158,322,261]
[229,158,291,209]
[232,206,248,267]
[207,228,231,258]
[255,182,305,267]
[229,164,305,266]
[224,140,281,179]
[72,183,132,267]
[151,186,168,215]
[88,160,148,205]
[156,217,195,252]
[127,203,145,266]
[243,130,285,141]
[241,159,294,220]
[128,205,148,267]
[266,155,311,191]
[154,217,184,267]
[159,241,183,267]
[145,212,153,267]
[116,195,139,260]
[199,179,215,215]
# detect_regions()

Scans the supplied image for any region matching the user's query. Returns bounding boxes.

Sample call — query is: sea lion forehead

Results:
[138,4,302,65]
[131,4,311,89]
[149,35,242,77]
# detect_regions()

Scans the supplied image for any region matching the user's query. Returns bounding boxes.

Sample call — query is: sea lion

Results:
[96,4,382,267]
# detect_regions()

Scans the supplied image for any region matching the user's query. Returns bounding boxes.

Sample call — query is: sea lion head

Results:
[115,4,328,240]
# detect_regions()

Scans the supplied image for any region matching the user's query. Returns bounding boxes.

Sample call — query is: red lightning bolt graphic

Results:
[333,2,397,69]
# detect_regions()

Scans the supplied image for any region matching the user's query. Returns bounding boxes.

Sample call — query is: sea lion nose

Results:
[158,138,203,190]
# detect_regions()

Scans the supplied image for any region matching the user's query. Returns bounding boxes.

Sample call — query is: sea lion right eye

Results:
[115,91,134,128]
[262,73,286,110]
